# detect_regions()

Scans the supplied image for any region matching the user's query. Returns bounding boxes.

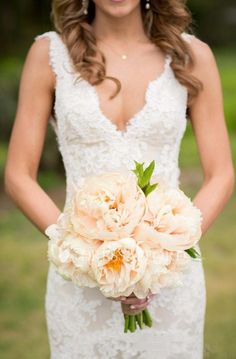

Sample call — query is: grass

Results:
[181,177,236,359]
[0,49,236,358]
[0,210,49,359]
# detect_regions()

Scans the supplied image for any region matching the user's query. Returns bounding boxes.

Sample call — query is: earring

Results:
[82,0,89,15]
[145,0,150,10]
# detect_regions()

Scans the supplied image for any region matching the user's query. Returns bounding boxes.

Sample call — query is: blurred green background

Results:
[0,1,235,358]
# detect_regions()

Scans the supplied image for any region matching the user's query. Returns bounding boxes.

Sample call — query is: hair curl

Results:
[51,0,203,105]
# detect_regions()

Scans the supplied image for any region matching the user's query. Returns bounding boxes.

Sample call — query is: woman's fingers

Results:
[108,293,156,307]
[129,294,155,310]
[121,293,156,315]
[122,293,155,305]
[107,296,127,301]
[122,301,149,315]
[107,295,146,305]
[130,298,150,310]
[120,297,147,305]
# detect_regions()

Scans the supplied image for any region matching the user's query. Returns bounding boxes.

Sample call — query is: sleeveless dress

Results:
[34,31,206,359]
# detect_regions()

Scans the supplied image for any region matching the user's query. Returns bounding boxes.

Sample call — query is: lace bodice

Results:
[35,31,193,210]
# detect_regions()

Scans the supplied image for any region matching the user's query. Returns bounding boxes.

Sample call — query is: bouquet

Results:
[45,161,203,333]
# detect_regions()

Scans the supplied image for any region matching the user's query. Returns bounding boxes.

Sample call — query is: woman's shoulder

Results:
[182,31,213,54]
[27,31,56,61]
[32,30,62,53]
[31,30,68,77]
[25,31,56,69]
[34,30,61,43]
[18,31,56,92]
[181,31,216,71]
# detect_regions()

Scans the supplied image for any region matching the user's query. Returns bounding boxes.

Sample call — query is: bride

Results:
[4,0,234,358]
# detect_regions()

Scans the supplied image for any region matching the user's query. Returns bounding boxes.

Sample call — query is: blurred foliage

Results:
[190,0,236,46]
[0,0,236,54]
[0,1,52,56]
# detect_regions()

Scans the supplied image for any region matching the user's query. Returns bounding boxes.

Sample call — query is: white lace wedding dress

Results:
[35,31,206,359]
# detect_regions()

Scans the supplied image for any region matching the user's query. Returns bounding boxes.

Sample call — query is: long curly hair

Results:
[51,0,203,105]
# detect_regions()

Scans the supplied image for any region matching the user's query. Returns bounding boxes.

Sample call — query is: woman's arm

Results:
[4,37,62,236]
[188,38,235,235]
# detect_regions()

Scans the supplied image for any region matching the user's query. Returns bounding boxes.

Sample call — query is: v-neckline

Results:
[54,31,171,136]
[86,53,171,136]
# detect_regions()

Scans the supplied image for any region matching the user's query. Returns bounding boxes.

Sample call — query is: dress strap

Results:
[180,32,196,65]
[165,54,172,68]
[181,32,196,43]
[34,31,74,80]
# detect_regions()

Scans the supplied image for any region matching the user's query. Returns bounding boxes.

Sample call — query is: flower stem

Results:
[124,314,129,333]
[122,305,153,333]
[143,308,153,327]
[135,313,144,329]
[129,315,136,332]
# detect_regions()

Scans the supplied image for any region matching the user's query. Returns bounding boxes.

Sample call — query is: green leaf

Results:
[132,161,144,184]
[185,247,201,259]
[132,160,159,197]
[139,160,155,188]
[144,182,158,196]
[133,161,144,176]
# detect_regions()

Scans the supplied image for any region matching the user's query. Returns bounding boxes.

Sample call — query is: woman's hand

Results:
[108,291,155,315]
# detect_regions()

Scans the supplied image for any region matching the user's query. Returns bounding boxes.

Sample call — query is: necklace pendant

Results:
[121,54,127,60]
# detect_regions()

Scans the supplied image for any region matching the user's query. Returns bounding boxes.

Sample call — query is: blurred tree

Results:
[190,0,236,46]
[0,0,235,54]
[0,1,52,56]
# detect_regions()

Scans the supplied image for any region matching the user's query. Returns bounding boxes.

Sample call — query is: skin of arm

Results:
[4,38,62,236]
[188,38,235,236]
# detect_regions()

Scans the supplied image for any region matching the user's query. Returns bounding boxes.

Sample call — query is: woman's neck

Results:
[91,5,148,44]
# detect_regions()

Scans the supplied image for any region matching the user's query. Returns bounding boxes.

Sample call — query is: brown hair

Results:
[51,0,203,105]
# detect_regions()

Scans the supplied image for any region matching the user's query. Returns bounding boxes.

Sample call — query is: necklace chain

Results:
[97,38,129,60]
[97,37,150,61]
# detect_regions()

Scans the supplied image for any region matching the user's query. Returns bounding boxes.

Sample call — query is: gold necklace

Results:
[98,38,129,60]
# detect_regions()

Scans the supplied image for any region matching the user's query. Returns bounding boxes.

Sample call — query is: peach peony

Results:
[46,214,99,287]
[133,185,203,251]
[68,172,147,241]
[133,245,190,298]
[91,238,147,298]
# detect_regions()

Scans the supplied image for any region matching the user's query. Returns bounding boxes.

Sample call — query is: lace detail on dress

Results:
[46,258,206,359]
[34,31,189,209]
[34,30,206,359]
